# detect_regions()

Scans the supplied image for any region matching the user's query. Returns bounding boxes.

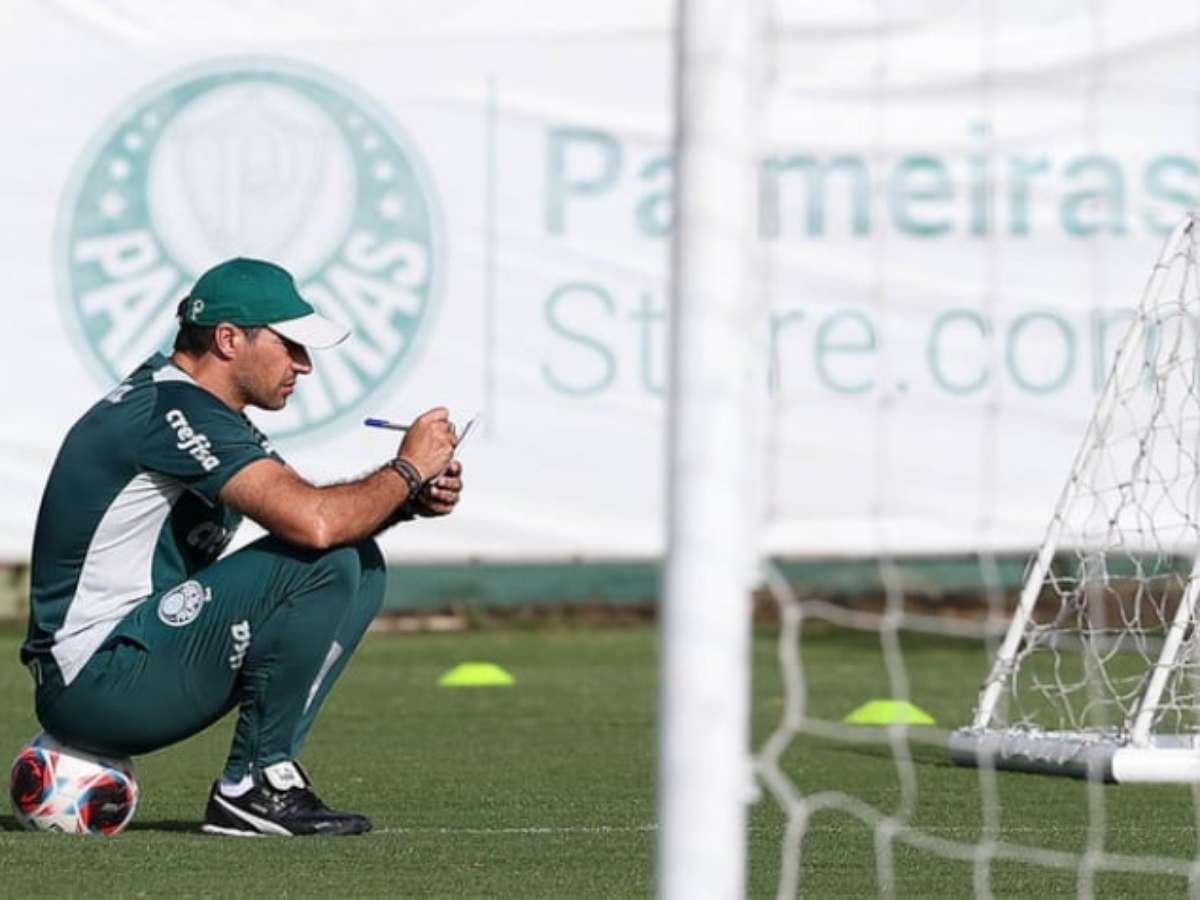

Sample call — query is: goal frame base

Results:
[949,728,1200,783]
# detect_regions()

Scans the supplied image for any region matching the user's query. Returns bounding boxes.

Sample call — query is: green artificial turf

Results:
[0,623,1195,898]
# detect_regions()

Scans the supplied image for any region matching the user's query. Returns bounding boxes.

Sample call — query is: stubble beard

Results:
[235,369,289,412]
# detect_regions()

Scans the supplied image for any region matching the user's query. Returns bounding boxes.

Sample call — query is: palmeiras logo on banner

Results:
[55,58,443,441]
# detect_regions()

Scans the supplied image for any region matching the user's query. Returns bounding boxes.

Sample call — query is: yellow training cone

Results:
[438,662,515,687]
[843,700,935,726]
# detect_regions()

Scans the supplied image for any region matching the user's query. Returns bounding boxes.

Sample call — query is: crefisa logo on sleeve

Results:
[55,58,444,441]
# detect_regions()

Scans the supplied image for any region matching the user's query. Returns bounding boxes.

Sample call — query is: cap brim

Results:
[269,313,351,349]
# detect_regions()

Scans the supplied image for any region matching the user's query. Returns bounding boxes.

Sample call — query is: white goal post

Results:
[657,0,767,897]
[952,211,1200,783]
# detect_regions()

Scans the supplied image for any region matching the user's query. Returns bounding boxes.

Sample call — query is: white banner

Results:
[2,1,1199,561]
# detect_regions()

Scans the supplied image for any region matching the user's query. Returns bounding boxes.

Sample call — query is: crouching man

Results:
[22,257,463,836]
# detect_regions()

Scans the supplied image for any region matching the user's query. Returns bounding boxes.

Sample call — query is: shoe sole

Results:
[200,823,266,838]
[200,822,371,837]
[208,794,294,836]
[203,795,371,837]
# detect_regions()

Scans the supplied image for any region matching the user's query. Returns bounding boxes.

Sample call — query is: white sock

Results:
[218,774,254,798]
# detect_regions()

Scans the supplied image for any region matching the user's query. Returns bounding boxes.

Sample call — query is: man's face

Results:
[233,327,312,411]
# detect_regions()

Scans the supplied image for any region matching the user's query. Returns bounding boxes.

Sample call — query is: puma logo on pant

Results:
[228,620,251,670]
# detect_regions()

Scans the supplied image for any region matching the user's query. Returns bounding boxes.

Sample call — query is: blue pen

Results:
[365,414,481,446]
[363,418,409,432]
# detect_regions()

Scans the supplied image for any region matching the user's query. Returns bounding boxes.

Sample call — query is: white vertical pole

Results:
[1129,555,1200,745]
[658,0,764,897]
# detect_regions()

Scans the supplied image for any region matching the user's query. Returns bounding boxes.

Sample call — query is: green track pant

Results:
[37,536,386,780]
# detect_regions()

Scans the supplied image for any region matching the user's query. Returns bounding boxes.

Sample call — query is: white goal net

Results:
[749,213,1200,899]
[951,213,1200,782]
[662,2,1200,898]
[750,211,1200,896]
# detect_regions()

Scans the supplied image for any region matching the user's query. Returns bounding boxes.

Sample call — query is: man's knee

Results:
[247,535,383,612]
[311,540,384,610]
[315,544,366,593]
[314,538,380,569]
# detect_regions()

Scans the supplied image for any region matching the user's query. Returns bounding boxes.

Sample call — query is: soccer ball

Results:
[9,732,139,835]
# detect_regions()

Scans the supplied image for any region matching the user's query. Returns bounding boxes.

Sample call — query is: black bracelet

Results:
[387,457,425,499]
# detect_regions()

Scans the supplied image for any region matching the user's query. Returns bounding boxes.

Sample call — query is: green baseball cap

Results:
[183,258,350,349]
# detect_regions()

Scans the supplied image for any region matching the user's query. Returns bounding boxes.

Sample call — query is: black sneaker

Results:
[200,761,372,837]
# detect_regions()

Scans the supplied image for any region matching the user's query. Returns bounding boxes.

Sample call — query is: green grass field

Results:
[0,622,1197,898]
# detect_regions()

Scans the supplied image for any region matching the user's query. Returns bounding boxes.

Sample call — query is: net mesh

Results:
[720,3,1200,895]
[988,216,1200,739]
[753,216,1200,899]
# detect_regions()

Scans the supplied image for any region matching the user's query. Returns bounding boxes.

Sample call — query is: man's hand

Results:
[412,460,464,517]
[219,407,462,548]
[397,407,457,482]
